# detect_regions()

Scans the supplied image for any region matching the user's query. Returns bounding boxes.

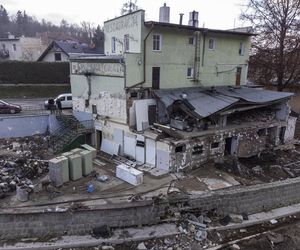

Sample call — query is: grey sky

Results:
[1,0,248,29]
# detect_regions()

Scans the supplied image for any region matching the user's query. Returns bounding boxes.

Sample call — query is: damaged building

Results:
[70,6,295,173]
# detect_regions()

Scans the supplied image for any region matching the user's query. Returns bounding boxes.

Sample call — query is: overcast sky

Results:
[1,0,248,29]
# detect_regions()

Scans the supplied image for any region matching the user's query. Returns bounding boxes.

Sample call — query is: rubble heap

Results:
[0,135,49,199]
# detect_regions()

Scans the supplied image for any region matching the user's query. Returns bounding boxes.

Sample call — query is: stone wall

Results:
[2,177,300,240]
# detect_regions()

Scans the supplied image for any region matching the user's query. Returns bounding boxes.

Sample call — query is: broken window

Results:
[192,145,203,155]
[257,128,266,137]
[153,34,161,51]
[211,142,219,149]
[175,145,186,153]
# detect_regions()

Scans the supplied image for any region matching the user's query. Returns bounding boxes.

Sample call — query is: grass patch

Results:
[0,85,71,99]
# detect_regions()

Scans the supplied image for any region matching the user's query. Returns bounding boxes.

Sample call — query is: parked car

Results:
[0,100,22,114]
[44,93,73,109]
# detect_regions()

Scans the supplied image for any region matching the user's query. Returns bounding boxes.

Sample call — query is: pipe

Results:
[179,13,184,25]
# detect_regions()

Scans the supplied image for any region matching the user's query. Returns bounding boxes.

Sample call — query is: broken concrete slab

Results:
[68,154,82,181]
[80,150,93,176]
[81,144,97,159]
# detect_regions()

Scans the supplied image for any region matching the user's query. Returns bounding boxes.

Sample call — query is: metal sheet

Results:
[101,139,120,155]
[136,134,145,163]
[124,133,136,159]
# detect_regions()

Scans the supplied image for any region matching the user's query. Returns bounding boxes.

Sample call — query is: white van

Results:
[44,93,73,109]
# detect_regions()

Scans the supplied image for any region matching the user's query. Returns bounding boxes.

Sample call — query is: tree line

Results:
[0,4,103,47]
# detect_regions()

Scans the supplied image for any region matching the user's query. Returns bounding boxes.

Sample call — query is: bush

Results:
[0,61,70,84]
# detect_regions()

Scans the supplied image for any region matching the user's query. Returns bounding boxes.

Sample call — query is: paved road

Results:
[0,98,72,117]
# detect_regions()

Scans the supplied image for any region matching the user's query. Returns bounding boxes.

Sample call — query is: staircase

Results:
[50,114,94,154]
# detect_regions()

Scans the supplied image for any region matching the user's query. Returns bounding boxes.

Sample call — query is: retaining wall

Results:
[0,114,61,138]
[1,177,300,240]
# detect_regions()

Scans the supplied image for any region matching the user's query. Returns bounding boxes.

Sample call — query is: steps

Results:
[50,114,93,154]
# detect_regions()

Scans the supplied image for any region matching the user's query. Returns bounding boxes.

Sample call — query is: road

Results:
[0,98,71,117]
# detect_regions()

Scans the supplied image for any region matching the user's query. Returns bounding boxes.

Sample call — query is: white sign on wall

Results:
[71,62,124,77]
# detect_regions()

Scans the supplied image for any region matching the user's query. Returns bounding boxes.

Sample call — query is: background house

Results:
[37,40,104,62]
[0,34,45,61]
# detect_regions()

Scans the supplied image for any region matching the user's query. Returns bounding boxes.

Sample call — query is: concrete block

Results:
[68,154,82,181]
[70,148,83,154]
[81,144,97,159]
[116,164,143,186]
[49,156,69,187]
[61,151,73,157]
[80,150,93,176]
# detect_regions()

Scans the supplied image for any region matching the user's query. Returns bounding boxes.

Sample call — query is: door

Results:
[152,67,160,89]
[236,67,242,86]
[66,95,72,108]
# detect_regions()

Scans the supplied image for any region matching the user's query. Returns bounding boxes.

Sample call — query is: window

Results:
[211,142,220,149]
[188,37,195,45]
[2,44,5,49]
[92,105,97,114]
[54,53,61,61]
[175,145,186,153]
[111,37,116,53]
[208,38,215,50]
[192,145,203,155]
[124,34,129,52]
[12,44,16,51]
[59,96,65,101]
[153,34,161,51]
[239,42,245,56]
[67,96,72,101]
[187,67,194,78]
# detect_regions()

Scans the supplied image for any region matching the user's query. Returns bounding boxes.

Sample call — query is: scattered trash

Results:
[136,242,147,250]
[87,183,94,193]
[92,225,112,239]
[97,175,109,182]
[270,219,278,224]
[219,215,232,226]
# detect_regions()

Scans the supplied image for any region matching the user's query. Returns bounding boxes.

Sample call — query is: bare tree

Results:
[121,0,138,15]
[242,0,300,91]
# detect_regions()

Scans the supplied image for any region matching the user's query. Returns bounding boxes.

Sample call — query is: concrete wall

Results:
[0,114,61,139]
[2,176,300,240]
[104,10,145,54]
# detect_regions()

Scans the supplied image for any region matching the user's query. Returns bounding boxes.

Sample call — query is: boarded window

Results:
[175,145,186,153]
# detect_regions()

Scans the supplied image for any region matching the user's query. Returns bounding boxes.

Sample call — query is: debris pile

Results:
[0,135,49,199]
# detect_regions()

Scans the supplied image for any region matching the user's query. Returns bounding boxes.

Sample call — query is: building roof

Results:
[0,38,19,41]
[37,40,104,61]
[153,86,293,119]
[144,21,256,36]
[70,55,124,63]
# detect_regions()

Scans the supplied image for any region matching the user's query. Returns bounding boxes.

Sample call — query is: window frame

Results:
[54,52,62,61]
[239,41,245,56]
[152,34,162,51]
[187,67,194,78]
[188,37,195,45]
[111,37,116,53]
[208,38,215,50]
[124,34,130,52]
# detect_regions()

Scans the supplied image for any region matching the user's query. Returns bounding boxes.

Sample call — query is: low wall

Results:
[1,177,300,240]
[0,114,61,138]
